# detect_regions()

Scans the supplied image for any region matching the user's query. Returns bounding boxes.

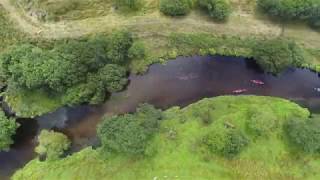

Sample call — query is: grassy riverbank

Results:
[13,95,320,180]
[2,30,320,118]
[1,2,320,118]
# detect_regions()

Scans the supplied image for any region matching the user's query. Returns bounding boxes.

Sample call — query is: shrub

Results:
[198,0,232,21]
[128,41,146,60]
[284,117,320,153]
[0,111,19,151]
[253,38,304,74]
[257,0,320,28]
[97,104,162,155]
[160,0,193,16]
[35,130,71,161]
[107,30,133,64]
[247,109,278,137]
[202,125,249,157]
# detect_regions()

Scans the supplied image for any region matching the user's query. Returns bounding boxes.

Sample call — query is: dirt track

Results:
[0,0,319,49]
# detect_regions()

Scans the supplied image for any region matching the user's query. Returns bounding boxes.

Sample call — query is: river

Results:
[1,55,320,179]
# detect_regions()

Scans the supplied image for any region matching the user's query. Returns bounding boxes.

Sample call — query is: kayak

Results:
[250,80,265,85]
[232,89,248,94]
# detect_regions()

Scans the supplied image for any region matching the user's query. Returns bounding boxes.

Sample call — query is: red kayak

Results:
[250,80,265,85]
[232,89,248,94]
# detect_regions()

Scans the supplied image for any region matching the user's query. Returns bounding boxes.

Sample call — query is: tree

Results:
[1,30,132,108]
[35,130,71,161]
[128,41,146,60]
[160,0,193,16]
[0,111,19,151]
[257,0,320,28]
[98,64,128,93]
[198,0,232,21]
[107,30,133,64]
[97,104,162,155]
[284,117,320,153]
[253,38,304,74]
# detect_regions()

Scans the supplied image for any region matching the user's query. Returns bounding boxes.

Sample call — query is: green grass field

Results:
[13,96,320,180]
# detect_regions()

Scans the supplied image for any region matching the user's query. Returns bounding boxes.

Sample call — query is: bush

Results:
[97,104,162,155]
[107,30,133,64]
[198,0,232,21]
[160,0,193,16]
[257,0,320,28]
[247,108,278,137]
[202,125,249,157]
[284,117,320,153]
[35,130,71,161]
[0,111,19,151]
[128,41,146,60]
[253,38,304,74]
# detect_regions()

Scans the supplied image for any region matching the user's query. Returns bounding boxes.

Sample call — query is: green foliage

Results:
[4,88,62,118]
[285,117,320,153]
[35,130,71,161]
[160,0,193,16]
[13,96,317,180]
[98,64,128,92]
[0,110,19,151]
[97,104,162,155]
[246,108,278,137]
[252,38,304,74]
[107,30,133,64]
[257,0,320,27]
[0,31,134,117]
[114,0,143,10]
[198,0,232,21]
[202,125,249,157]
[128,41,146,60]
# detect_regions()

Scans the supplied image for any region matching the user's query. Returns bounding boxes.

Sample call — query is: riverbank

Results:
[1,1,320,118]
[2,30,320,118]
[13,95,320,180]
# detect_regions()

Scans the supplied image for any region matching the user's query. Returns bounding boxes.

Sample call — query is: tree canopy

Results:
[159,0,193,16]
[0,31,134,107]
[35,130,71,161]
[257,0,320,28]
[252,38,304,74]
[97,104,162,155]
[198,0,232,21]
[0,110,19,151]
[285,117,320,153]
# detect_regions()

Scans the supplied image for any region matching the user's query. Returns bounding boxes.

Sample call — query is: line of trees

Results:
[257,0,320,28]
[0,30,144,106]
[159,0,232,21]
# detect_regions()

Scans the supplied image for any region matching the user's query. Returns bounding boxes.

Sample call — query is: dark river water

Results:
[1,56,320,179]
